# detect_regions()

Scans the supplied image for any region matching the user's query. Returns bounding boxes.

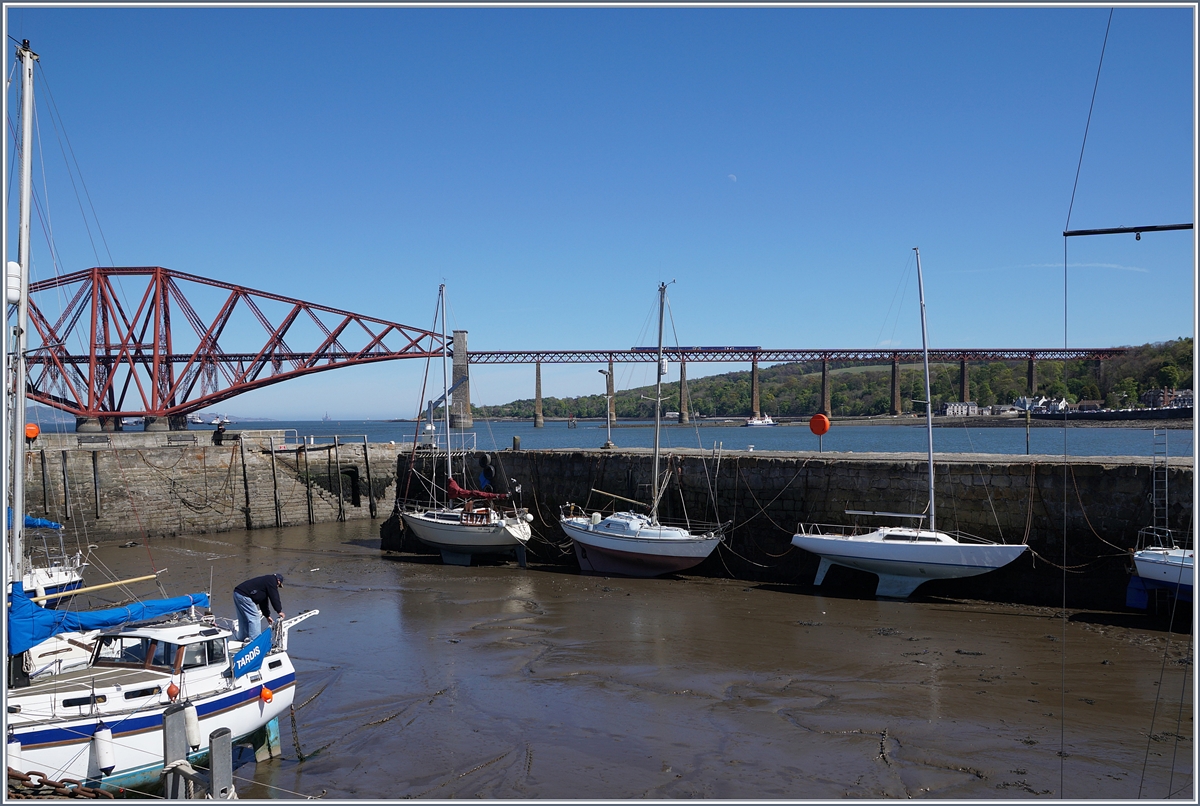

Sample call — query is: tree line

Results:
[471,338,1192,419]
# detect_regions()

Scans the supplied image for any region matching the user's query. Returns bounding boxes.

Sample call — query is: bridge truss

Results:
[24,267,444,425]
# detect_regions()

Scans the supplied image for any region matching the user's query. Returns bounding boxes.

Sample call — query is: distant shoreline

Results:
[466,414,1194,430]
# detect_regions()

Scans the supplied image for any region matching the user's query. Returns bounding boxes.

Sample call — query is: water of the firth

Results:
[135,418,1196,457]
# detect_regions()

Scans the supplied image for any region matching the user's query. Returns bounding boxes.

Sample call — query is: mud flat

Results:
[78,520,1193,800]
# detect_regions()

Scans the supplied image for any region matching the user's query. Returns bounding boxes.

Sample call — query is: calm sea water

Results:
[100,417,1196,457]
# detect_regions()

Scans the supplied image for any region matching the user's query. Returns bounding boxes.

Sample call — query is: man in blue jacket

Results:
[234,573,285,641]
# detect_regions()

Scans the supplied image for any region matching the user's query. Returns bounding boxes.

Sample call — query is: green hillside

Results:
[473,338,1192,420]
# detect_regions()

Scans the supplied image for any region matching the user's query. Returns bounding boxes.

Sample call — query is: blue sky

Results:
[4,5,1195,419]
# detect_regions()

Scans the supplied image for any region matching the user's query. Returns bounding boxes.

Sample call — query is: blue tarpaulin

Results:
[6,581,209,656]
[5,508,64,530]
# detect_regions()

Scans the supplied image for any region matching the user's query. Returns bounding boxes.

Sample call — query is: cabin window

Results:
[206,639,227,665]
[181,643,207,669]
[95,636,151,666]
[63,694,106,708]
[151,641,177,669]
[124,687,161,700]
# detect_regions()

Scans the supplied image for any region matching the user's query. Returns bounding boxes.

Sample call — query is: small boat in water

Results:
[560,283,724,577]
[790,249,1027,598]
[743,414,776,427]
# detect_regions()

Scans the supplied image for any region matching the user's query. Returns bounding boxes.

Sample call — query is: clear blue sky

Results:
[5,5,1195,419]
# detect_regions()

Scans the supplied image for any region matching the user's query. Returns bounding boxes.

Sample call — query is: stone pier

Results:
[750,358,760,418]
[678,359,689,424]
[450,330,472,428]
[534,362,544,428]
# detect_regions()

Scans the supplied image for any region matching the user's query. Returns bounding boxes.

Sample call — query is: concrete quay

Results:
[21,434,1192,610]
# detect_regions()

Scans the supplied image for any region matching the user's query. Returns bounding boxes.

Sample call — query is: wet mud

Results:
[81,521,1193,800]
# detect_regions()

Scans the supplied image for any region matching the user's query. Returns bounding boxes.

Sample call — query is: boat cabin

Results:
[93,622,232,675]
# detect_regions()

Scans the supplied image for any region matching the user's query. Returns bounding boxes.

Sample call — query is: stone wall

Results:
[21,436,1193,609]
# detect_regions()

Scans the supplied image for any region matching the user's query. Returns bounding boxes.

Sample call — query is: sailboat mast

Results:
[913,247,936,533]
[8,42,36,583]
[651,282,665,524]
[439,284,451,490]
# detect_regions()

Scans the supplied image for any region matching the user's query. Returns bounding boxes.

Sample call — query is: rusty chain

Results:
[7,768,116,799]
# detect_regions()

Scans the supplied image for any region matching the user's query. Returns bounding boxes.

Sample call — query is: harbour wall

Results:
[21,432,1193,609]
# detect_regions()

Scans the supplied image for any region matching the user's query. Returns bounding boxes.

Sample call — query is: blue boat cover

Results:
[7,581,210,656]
[4,508,64,530]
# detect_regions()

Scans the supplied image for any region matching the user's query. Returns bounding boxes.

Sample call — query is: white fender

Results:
[91,723,115,777]
[8,733,22,773]
[183,702,201,749]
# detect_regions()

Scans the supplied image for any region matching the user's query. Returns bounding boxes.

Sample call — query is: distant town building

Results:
[1139,388,1191,408]
[941,401,978,417]
[1077,400,1104,412]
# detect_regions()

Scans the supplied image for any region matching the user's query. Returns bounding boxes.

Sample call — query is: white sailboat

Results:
[790,248,1027,598]
[559,283,724,577]
[21,515,86,606]
[399,285,532,566]
[4,40,317,792]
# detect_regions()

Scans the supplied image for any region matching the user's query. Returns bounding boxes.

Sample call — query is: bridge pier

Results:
[820,357,831,416]
[678,359,689,424]
[606,359,616,427]
[75,416,120,433]
[534,362,544,428]
[1027,358,1037,396]
[751,358,760,419]
[890,355,901,415]
[450,330,472,429]
[960,359,970,403]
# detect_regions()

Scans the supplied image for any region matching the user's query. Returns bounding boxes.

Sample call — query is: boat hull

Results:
[401,509,530,554]
[1133,548,1193,600]
[791,531,1028,598]
[561,516,719,577]
[10,659,296,792]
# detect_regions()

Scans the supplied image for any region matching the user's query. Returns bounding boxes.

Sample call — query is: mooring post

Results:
[534,361,544,428]
[890,354,902,415]
[60,450,70,520]
[333,437,345,522]
[40,449,48,512]
[162,704,188,799]
[269,437,282,528]
[209,727,233,799]
[678,358,689,424]
[362,435,376,518]
[302,447,314,524]
[238,438,253,530]
[91,449,100,518]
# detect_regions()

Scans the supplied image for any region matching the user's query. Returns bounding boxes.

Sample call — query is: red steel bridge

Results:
[21,267,1127,428]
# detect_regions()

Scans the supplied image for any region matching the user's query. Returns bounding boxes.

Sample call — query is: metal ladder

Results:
[1151,427,1170,543]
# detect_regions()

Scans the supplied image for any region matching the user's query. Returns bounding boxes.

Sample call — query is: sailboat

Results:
[4,40,317,791]
[399,285,532,566]
[20,514,86,606]
[559,283,724,577]
[790,249,1027,598]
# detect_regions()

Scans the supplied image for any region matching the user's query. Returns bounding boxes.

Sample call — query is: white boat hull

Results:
[561,513,720,577]
[402,509,531,554]
[791,529,1028,598]
[1133,548,1193,591]
[23,564,85,606]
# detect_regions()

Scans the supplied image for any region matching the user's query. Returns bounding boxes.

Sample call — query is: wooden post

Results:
[333,437,345,522]
[40,449,48,512]
[238,438,252,530]
[60,450,70,520]
[302,448,314,524]
[91,449,101,518]
[269,437,282,528]
[362,436,376,518]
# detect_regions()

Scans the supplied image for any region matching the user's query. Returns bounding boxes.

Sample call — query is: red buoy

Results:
[24,423,39,440]
[809,414,830,436]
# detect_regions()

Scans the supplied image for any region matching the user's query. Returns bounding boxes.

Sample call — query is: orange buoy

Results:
[259,686,273,704]
[166,682,180,702]
[24,423,39,440]
[809,414,830,436]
